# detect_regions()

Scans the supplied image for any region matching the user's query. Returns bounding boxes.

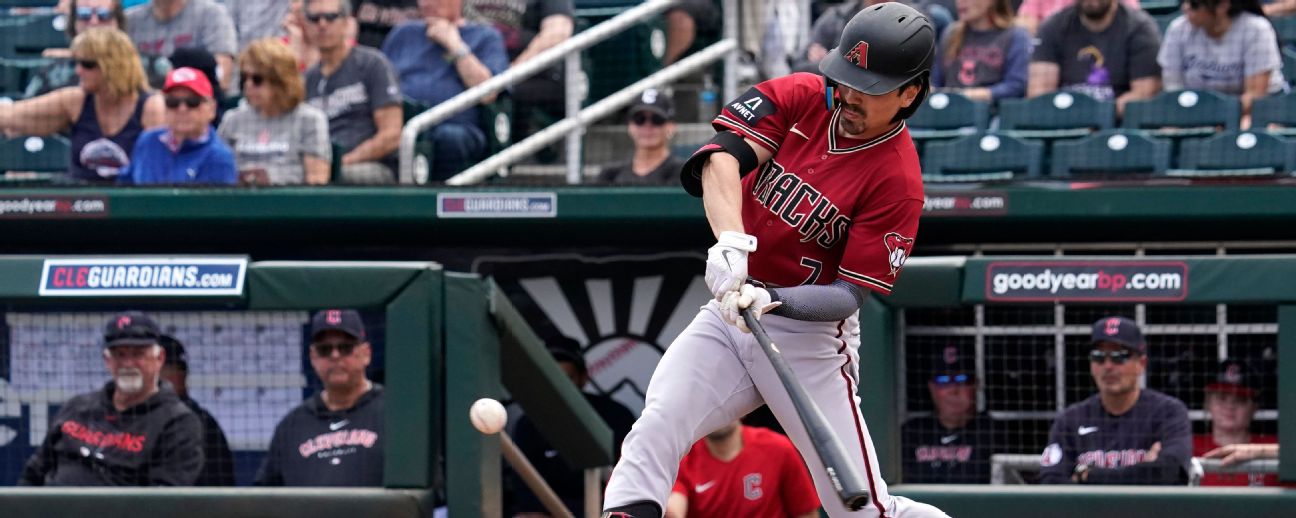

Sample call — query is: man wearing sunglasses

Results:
[900,346,997,483]
[1039,316,1191,485]
[119,67,237,185]
[256,309,384,486]
[597,89,684,186]
[19,312,204,486]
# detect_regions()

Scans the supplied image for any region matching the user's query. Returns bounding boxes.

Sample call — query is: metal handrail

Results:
[398,0,683,184]
[445,39,735,186]
[989,453,1279,485]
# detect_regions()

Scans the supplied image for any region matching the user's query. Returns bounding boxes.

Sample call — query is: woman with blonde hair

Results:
[0,27,165,183]
[930,0,1031,102]
[218,38,331,185]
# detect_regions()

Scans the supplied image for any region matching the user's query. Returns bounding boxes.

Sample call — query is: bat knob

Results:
[844,492,871,511]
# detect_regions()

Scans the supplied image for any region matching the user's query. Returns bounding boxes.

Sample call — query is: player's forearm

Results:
[701,153,746,238]
[768,279,865,321]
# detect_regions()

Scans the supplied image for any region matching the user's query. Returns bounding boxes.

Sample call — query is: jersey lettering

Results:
[742,473,764,500]
[799,258,823,285]
[1075,448,1148,468]
[751,160,852,249]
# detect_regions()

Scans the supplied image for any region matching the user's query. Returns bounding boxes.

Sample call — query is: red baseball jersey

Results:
[708,72,924,294]
[671,426,820,517]
[1192,434,1279,486]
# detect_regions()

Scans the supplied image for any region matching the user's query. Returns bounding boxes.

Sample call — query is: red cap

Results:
[163,67,213,99]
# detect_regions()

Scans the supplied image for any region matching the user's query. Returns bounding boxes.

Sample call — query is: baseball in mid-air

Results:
[470,398,507,435]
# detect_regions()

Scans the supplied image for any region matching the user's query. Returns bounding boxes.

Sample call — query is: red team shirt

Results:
[707,72,925,293]
[671,426,820,517]
[1192,434,1279,486]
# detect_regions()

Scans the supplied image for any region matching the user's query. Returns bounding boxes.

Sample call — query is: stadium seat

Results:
[402,95,513,155]
[921,132,1043,182]
[1139,0,1180,15]
[1284,49,1296,87]
[1252,91,1296,135]
[0,13,69,59]
[907,91,990,149]
[575,3,666,101]
[1122,89,1240,137]
[0,134,69,174]
[1049,129,1172,177]
[1273,15,1296,48]
[999,91,1115,139]
[1170,130,1296,177]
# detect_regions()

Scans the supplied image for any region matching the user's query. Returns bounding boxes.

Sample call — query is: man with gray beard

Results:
[19,312,204,486]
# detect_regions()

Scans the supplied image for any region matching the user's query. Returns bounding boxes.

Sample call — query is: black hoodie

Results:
[254,385,384,486]
[19,382,204,486]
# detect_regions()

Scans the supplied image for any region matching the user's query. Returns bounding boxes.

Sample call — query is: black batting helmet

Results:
[820,3,935,117]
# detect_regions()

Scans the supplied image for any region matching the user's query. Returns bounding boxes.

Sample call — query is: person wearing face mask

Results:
[18,312,204,486]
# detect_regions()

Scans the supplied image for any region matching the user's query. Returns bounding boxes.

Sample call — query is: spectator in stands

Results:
[382,0,508,181]
[1039,316,1192,485]
[19,312,204,486]
[1016,0,1143,36]
[119,67,237,185]
[1263,0,1296,16]
[598,88,684,185]
[465,0,574,152]
[283,0,322,69]
[126,0,238,91]
[1193,359,1278,486]
[0,28,165,184]
[1158,0,1287,126]
[305,0,404,184]
[662,0,720,66]
[510,337,635,516]
[900,345,997,483]
[665,420,820,518]
[25,0,126,97]
[796,0,953,73]
[224,0,292,51]
[1028,0,1163,115]
[157,334,237,486]
[930,0,1031,102]
[355,0,419,48]
[169,47,228,126]
[219,38,332,185]
[256,309,385,486]
[1203,442,1279,465]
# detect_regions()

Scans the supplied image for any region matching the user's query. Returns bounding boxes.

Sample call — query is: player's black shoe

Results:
[601,501,662,518]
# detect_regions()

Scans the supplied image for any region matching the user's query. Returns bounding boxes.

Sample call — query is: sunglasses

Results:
[75,59,99,70]
[631,112,668,126]
[1089,349,1135,365]
[312,341,359,357]
[932,374,970,385]
[305,11,344,24]
[164,96,205,109]
[76,6,113,22]
[241,72,266,87]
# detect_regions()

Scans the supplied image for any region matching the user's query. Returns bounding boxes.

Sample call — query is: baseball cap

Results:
[158,334,189,371]
[1205,359,1259,398]
[1090,316,1145,354]
[547,335,586,374]
[931,345,974,384]
[163,66,214,99]
[629,88,675,120]
[103,311,161,347]
[310,309,366,341]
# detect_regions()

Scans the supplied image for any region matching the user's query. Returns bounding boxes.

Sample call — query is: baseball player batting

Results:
[601,4,949,518]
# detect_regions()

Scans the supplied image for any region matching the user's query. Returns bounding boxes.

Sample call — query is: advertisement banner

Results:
[985,261,1188,302]
[39,257,248,297]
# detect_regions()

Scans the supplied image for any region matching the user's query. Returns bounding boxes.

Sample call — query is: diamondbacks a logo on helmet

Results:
[883,232,914,276]
[844,41,869,69]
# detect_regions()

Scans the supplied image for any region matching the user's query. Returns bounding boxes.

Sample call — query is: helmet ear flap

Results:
[824,76,838,111]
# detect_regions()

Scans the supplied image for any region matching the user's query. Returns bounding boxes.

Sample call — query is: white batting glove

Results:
[705,231,757,300]
[719,284,781,333]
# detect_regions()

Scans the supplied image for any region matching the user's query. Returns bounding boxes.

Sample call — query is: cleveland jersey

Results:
[694,72,925,294]
[671,426,820,517]
[1039,389,1191,485]
[900,413,998,484]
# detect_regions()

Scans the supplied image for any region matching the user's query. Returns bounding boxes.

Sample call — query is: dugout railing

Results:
[0,259,613,518]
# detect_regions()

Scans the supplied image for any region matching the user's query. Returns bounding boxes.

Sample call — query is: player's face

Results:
[1205,391,1255,433]
[835,83,919,140]
[309,330,372,390]
[103,344,164,395]
[929,378,975,419]
[1089,342,1145,397]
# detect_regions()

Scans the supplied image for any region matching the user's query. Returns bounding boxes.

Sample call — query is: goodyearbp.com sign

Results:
[986,261,1187,302]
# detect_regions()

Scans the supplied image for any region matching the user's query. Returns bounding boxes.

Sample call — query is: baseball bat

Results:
[499,432,576,518]
[741,307,872,511]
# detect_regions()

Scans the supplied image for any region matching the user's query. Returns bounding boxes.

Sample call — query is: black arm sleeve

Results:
[767,279,866,321]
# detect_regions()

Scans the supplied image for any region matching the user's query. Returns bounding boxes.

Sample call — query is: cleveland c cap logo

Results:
[1105,317,1121,336]
[844,41,869,69]
[117,316,132,329]
[326,310,342,325]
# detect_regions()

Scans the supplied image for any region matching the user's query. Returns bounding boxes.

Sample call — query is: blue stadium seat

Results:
[1272,15,1296,48]
[1050,129,1172,177]
[0,134,69,174]
[1122,89,1240,137]
[1170,130,1296,177]
[0,13,68,58]
[907,91,990,146]
[999,91,1115,139]
[921,132,1043,182]
[1252,91,1296,134]
[1139,0,1180,15]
